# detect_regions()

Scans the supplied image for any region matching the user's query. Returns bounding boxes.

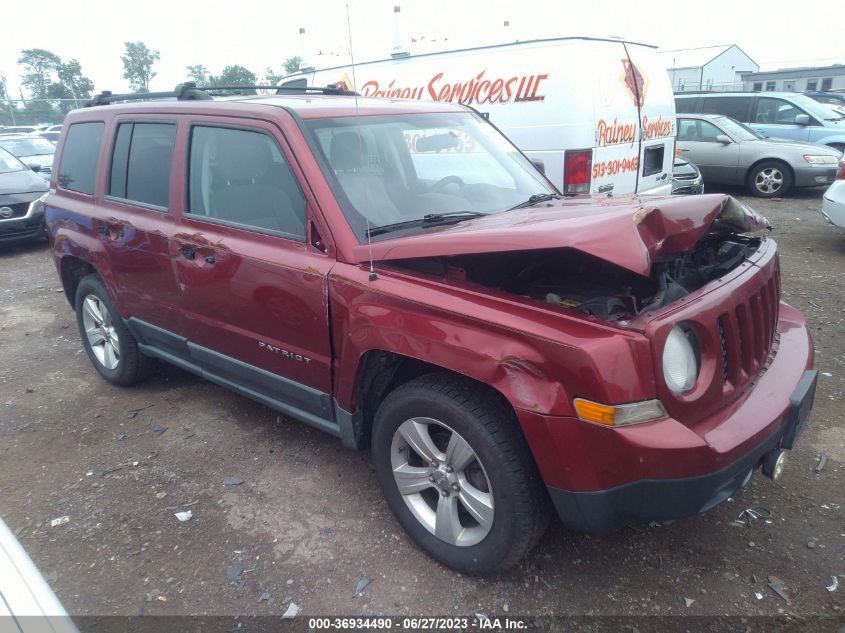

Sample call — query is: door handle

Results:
[179,246,196,260]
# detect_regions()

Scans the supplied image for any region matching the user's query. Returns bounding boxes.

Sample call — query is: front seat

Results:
[329,132,399,227]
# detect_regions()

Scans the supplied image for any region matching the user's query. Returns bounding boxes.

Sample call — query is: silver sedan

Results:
[677,113,843,197]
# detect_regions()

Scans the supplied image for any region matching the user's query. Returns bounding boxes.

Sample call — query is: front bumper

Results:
[547,369,816,533]
[794,164,838,188]
[517,303,815,534]
[821,181,845,228]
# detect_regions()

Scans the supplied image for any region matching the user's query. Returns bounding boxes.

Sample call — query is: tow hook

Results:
[761,449,788,481]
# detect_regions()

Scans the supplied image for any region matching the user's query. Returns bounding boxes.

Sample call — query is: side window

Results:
[676,119,697,141]
[108,122,176,208]
[754,98,806,125]
[700,97,750,122]
[674,97,697,113]
[187,126,306,240]
[697,121,724,142]
[58,122,104,194]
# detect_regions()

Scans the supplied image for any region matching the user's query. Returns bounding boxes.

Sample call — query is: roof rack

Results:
[85,82,357,107]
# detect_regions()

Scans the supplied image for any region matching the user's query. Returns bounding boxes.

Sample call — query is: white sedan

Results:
[822,159,845,228]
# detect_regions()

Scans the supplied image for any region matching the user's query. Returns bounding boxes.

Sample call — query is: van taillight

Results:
[564,149,592,194]
[837,160,845,180]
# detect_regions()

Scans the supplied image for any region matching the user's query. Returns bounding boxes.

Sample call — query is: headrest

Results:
[330,132,365,171]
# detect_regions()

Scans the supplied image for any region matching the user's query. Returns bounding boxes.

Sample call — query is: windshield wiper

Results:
[506,192,561,212]
[366,211,488,238]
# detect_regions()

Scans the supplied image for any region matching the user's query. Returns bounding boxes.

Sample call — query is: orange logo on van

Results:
[621,59,647,108]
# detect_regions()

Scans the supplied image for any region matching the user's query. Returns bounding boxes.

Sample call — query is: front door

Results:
[750,97,812,141]
[172,118,335,426]
[676,118,741,184]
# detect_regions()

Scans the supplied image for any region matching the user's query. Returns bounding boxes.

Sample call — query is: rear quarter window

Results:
[58,122,104,194]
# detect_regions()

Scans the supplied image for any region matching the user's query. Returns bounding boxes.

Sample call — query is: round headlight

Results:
[662,325,699,394]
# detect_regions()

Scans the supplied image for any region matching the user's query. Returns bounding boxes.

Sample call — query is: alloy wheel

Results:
[81,294,121,370]
[754,167,784,195]
[390,417,494,547]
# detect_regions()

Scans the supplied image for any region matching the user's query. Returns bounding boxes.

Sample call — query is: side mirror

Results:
[530,158,546,175]
[794,114,810,126]
[27,163,41,172]
[715,135,733,144]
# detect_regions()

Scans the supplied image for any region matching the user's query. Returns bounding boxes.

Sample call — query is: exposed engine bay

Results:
[391,234,763,322]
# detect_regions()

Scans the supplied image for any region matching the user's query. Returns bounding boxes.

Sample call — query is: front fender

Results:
[328,265,656,417]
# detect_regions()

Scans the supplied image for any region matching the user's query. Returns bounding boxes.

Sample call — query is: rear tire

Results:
[75,274,153,386]
[746,160,793,198]
[371,373,550,573]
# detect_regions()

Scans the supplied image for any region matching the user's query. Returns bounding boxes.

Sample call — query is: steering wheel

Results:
[430,175,465,193]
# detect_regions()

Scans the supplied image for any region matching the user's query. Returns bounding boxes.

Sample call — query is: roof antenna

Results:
[346,3,377,282]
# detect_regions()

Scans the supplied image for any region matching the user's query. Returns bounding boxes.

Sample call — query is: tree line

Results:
[1,42,304,126]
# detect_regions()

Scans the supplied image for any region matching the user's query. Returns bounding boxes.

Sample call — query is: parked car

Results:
[671,156,703,194]
[37,130,61,143]
[676,113,842,197]
[0,147,49,243]
[46,124,64,133]
[0,134,56,181]
[281,36,677,197]
[675,92,845,153]
[821,158,845,228]
[45,85,816,573]
[0,516,79,632]
[805,90,845,116]
[0,125,41,135]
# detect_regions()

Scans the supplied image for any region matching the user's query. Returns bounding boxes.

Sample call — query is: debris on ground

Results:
[735,506,771,526]
[282,602,300,618]
[126,404,154,419]
[257,592,271,603]
[223,476,244,486]
[352,577,373,598]
[50,516,69,527]
[755,592,764,600]
[155,492,167,499]
[767,576,790,603]
[828,576,839,593]
[226,558,243,582]
[153,426,168,436]
[683,597,695,608]
[174,510,192,522]
[815,453,828,474]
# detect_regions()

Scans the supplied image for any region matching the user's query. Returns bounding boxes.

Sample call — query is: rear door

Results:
[170,115,336,425]
[98,117,185,335]
[623,44,675,195]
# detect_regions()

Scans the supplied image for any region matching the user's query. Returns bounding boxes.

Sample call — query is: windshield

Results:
[0,148,25,174]
[0,137,56,157]
[714,116,761,141]
[304,112,554,241]
[789,94,845,121]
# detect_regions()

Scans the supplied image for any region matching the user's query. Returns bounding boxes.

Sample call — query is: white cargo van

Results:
[279,37,676,196]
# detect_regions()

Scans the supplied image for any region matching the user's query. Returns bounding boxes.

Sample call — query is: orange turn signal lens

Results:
[573,398,668,427]
[573,398,617,425]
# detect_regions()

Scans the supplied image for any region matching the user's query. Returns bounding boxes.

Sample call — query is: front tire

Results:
[75,274,153,386]
[372,373,550,573]
[747,160,793,198]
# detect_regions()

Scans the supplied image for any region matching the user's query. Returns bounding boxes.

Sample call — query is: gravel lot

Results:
[0,188,843,622]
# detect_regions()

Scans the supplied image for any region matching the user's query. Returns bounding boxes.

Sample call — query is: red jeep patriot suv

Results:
[45,84,816,573]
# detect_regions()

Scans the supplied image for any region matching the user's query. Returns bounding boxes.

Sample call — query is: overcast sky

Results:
[1,0,842,98]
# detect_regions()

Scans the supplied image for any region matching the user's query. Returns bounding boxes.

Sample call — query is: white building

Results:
[740,65,845,92]
[659,44,758,93]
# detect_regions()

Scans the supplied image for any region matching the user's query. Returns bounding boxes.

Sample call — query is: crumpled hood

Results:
[352,194,770,277]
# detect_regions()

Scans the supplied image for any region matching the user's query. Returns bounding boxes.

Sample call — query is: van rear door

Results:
[624,44,675,195]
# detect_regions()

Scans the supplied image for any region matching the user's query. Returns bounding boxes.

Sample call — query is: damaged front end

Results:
[385,196,771,323]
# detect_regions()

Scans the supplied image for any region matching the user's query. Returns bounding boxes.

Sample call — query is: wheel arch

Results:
[344,349,520,451]
[59,255,98,308]
[745,156,795,187]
